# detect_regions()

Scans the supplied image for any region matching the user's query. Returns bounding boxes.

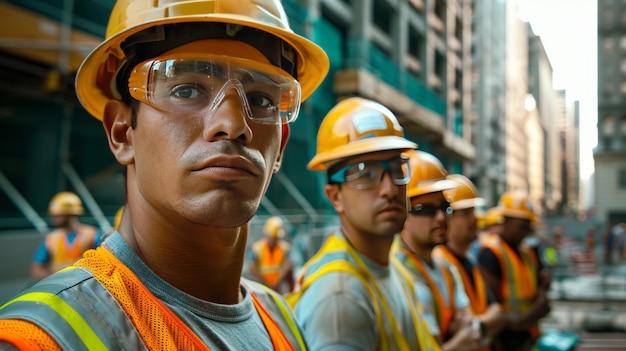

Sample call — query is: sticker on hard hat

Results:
[351,111,387,135]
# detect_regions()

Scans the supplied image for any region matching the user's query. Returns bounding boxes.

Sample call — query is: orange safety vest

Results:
[432,245,488,315]
[479,233,540,337]
[45,225,97,273]
[252,238,289,287]
[0,247,304,350]
[397,244,456,340]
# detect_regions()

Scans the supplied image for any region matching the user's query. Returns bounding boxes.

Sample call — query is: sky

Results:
[516,0,598,182]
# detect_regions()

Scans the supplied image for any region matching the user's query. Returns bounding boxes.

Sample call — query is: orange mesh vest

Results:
[45,225,97,273]
[480,233,539,337]
[0,246,305,350]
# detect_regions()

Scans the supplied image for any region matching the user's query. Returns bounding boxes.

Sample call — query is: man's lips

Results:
[191,156,260,178]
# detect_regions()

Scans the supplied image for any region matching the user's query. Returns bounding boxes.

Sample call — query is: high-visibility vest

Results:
[479,233,540,337]
[286,233,441,351]
[252,238,289,286]
[432,245,488,316]
[45,225,98,273]
[432,245,491,351]
[393,241,456,340]
[0,246,306,350]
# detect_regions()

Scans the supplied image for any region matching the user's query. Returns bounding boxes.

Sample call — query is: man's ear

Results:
[324,184,344,214]
[272,124,290,174]
[102,100,134,165]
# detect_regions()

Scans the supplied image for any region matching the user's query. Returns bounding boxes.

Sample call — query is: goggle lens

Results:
[128,55,301,124]
[409,201,453,216]
[329,157,410,189]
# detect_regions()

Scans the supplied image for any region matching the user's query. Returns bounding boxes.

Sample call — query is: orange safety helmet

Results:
[263,216,285,238]
[496,191,535,220]
[478,207,504,229]
[76,0,330,120]
[308,97,417,171]
[405,150,458,199]
[48,192,85,216]
[443,174,486,210]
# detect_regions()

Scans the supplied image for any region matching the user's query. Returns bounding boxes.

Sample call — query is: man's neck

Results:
[446,239,469,258]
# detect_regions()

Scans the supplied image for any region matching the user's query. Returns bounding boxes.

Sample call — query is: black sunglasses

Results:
[409,201,453,216]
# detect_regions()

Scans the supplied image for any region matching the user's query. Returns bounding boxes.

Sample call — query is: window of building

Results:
[372,0,393,35]
[619,169,626,189]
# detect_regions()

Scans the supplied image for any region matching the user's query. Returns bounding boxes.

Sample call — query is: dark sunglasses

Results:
[409,201,453,216]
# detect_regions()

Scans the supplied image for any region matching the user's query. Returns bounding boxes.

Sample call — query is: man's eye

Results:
[171,85,202,99]
[247,93,276,109]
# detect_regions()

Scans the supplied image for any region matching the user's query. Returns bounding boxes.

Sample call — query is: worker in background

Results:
[30,191,101,281]
[248,216,294,294]
[392,150,481,351]
[0,0,329,348]
[434,174,505,350]
[287,97,440,350]
[477,191,551,351]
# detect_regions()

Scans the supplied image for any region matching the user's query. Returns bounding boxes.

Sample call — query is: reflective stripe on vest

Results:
[286,233,441,351]
[0,247,305,350]
[432,246,488,315]
[394,241,456,340]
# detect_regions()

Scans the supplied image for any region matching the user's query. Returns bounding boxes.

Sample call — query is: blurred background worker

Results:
[30,191,101,281]
[435,174,504,350]
[248,216,294,294]
[477,191,551,351]
[392,150,481,351]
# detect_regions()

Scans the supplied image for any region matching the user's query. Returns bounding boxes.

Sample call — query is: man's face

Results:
[325,151,409,239]
[51,215,71,228]
[107,41,287,228]
[404,191,449,247]
[447,206,477,246]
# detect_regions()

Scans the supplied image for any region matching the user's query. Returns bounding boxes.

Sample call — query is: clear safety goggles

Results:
[329,157,411,190]
[128,53,301,124]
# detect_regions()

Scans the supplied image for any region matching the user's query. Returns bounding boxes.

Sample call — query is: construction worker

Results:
[248,216,294,294]
[392,150,482,351]
[30,191,101,281]
[477,191,551,351]
[287,97,440,350]
[0,0,329,349]
[434,174,505,350]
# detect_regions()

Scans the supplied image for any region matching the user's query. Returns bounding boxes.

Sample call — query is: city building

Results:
[596,0,626,225]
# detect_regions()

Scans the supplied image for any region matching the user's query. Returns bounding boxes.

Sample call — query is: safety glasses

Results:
[328,157,411,190]
[409,201,453,216]
[128,53,301,124]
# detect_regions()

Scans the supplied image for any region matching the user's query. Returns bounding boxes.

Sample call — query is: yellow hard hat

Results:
[405,150,458,199]
[497,191,535,220]
[264,216,284,238]
[478,207,504,229]
[308,97,417,171]
[113,205,125,230]
[48,192,84,216]
[76,0,330,120]
[443,174,486,210]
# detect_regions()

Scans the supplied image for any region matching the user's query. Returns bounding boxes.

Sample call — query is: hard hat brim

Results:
[450,197,487,210]
[408,179,459,199]
[308,136,417,171]
[76,15,329,120]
